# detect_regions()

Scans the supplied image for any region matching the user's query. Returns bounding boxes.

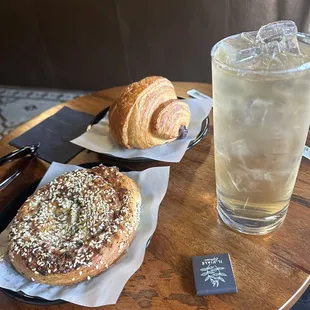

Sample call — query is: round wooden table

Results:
[0,82,309,310]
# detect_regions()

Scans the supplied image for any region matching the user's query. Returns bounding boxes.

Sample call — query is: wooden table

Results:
[0,82,309,310]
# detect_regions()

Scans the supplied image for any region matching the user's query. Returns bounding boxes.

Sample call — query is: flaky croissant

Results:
[108,76,191,149]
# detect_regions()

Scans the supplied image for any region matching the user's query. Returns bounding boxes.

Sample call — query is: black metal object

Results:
[0,289,66,306]
[0,143,40,191]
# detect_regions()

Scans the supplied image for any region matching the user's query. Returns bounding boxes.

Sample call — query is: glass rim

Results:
[211,31,310,75]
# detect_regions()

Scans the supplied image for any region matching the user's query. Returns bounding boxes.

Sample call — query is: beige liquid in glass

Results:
[212,26,310,234]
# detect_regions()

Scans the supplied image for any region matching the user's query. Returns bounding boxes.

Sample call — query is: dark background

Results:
[0,0,309,90]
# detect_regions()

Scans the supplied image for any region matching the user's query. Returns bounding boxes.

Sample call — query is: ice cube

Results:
[256,20,301,55]
[218,38,261,65]
[245,99,273,126]
[237,47,261,62]
[241,32,257,43]
[231,139,250,168]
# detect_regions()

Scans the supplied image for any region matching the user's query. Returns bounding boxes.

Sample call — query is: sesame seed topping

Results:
[87,276,91,280]
[8,166,136,277]
[31,278,35,282]
[79,271,82,276]
[72,277,75,281]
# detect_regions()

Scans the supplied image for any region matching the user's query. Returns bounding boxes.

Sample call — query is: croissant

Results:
[8,165,141,286]
[109,76,191,149]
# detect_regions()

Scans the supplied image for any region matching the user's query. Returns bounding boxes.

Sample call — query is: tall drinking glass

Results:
[211,21,310,234]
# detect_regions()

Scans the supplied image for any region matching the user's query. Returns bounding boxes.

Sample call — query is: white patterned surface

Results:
[0,86,87,139]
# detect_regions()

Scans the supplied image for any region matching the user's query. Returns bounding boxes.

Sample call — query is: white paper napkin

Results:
[71,98,213,162]
[0,162,170,307]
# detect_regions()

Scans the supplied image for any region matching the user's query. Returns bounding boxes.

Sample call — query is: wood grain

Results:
[0,82,309,310]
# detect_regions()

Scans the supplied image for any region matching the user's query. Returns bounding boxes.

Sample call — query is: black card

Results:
[192,253,237,296]
[10,107,94,163]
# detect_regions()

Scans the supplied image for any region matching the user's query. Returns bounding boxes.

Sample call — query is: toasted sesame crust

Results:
[8,166,141,285]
